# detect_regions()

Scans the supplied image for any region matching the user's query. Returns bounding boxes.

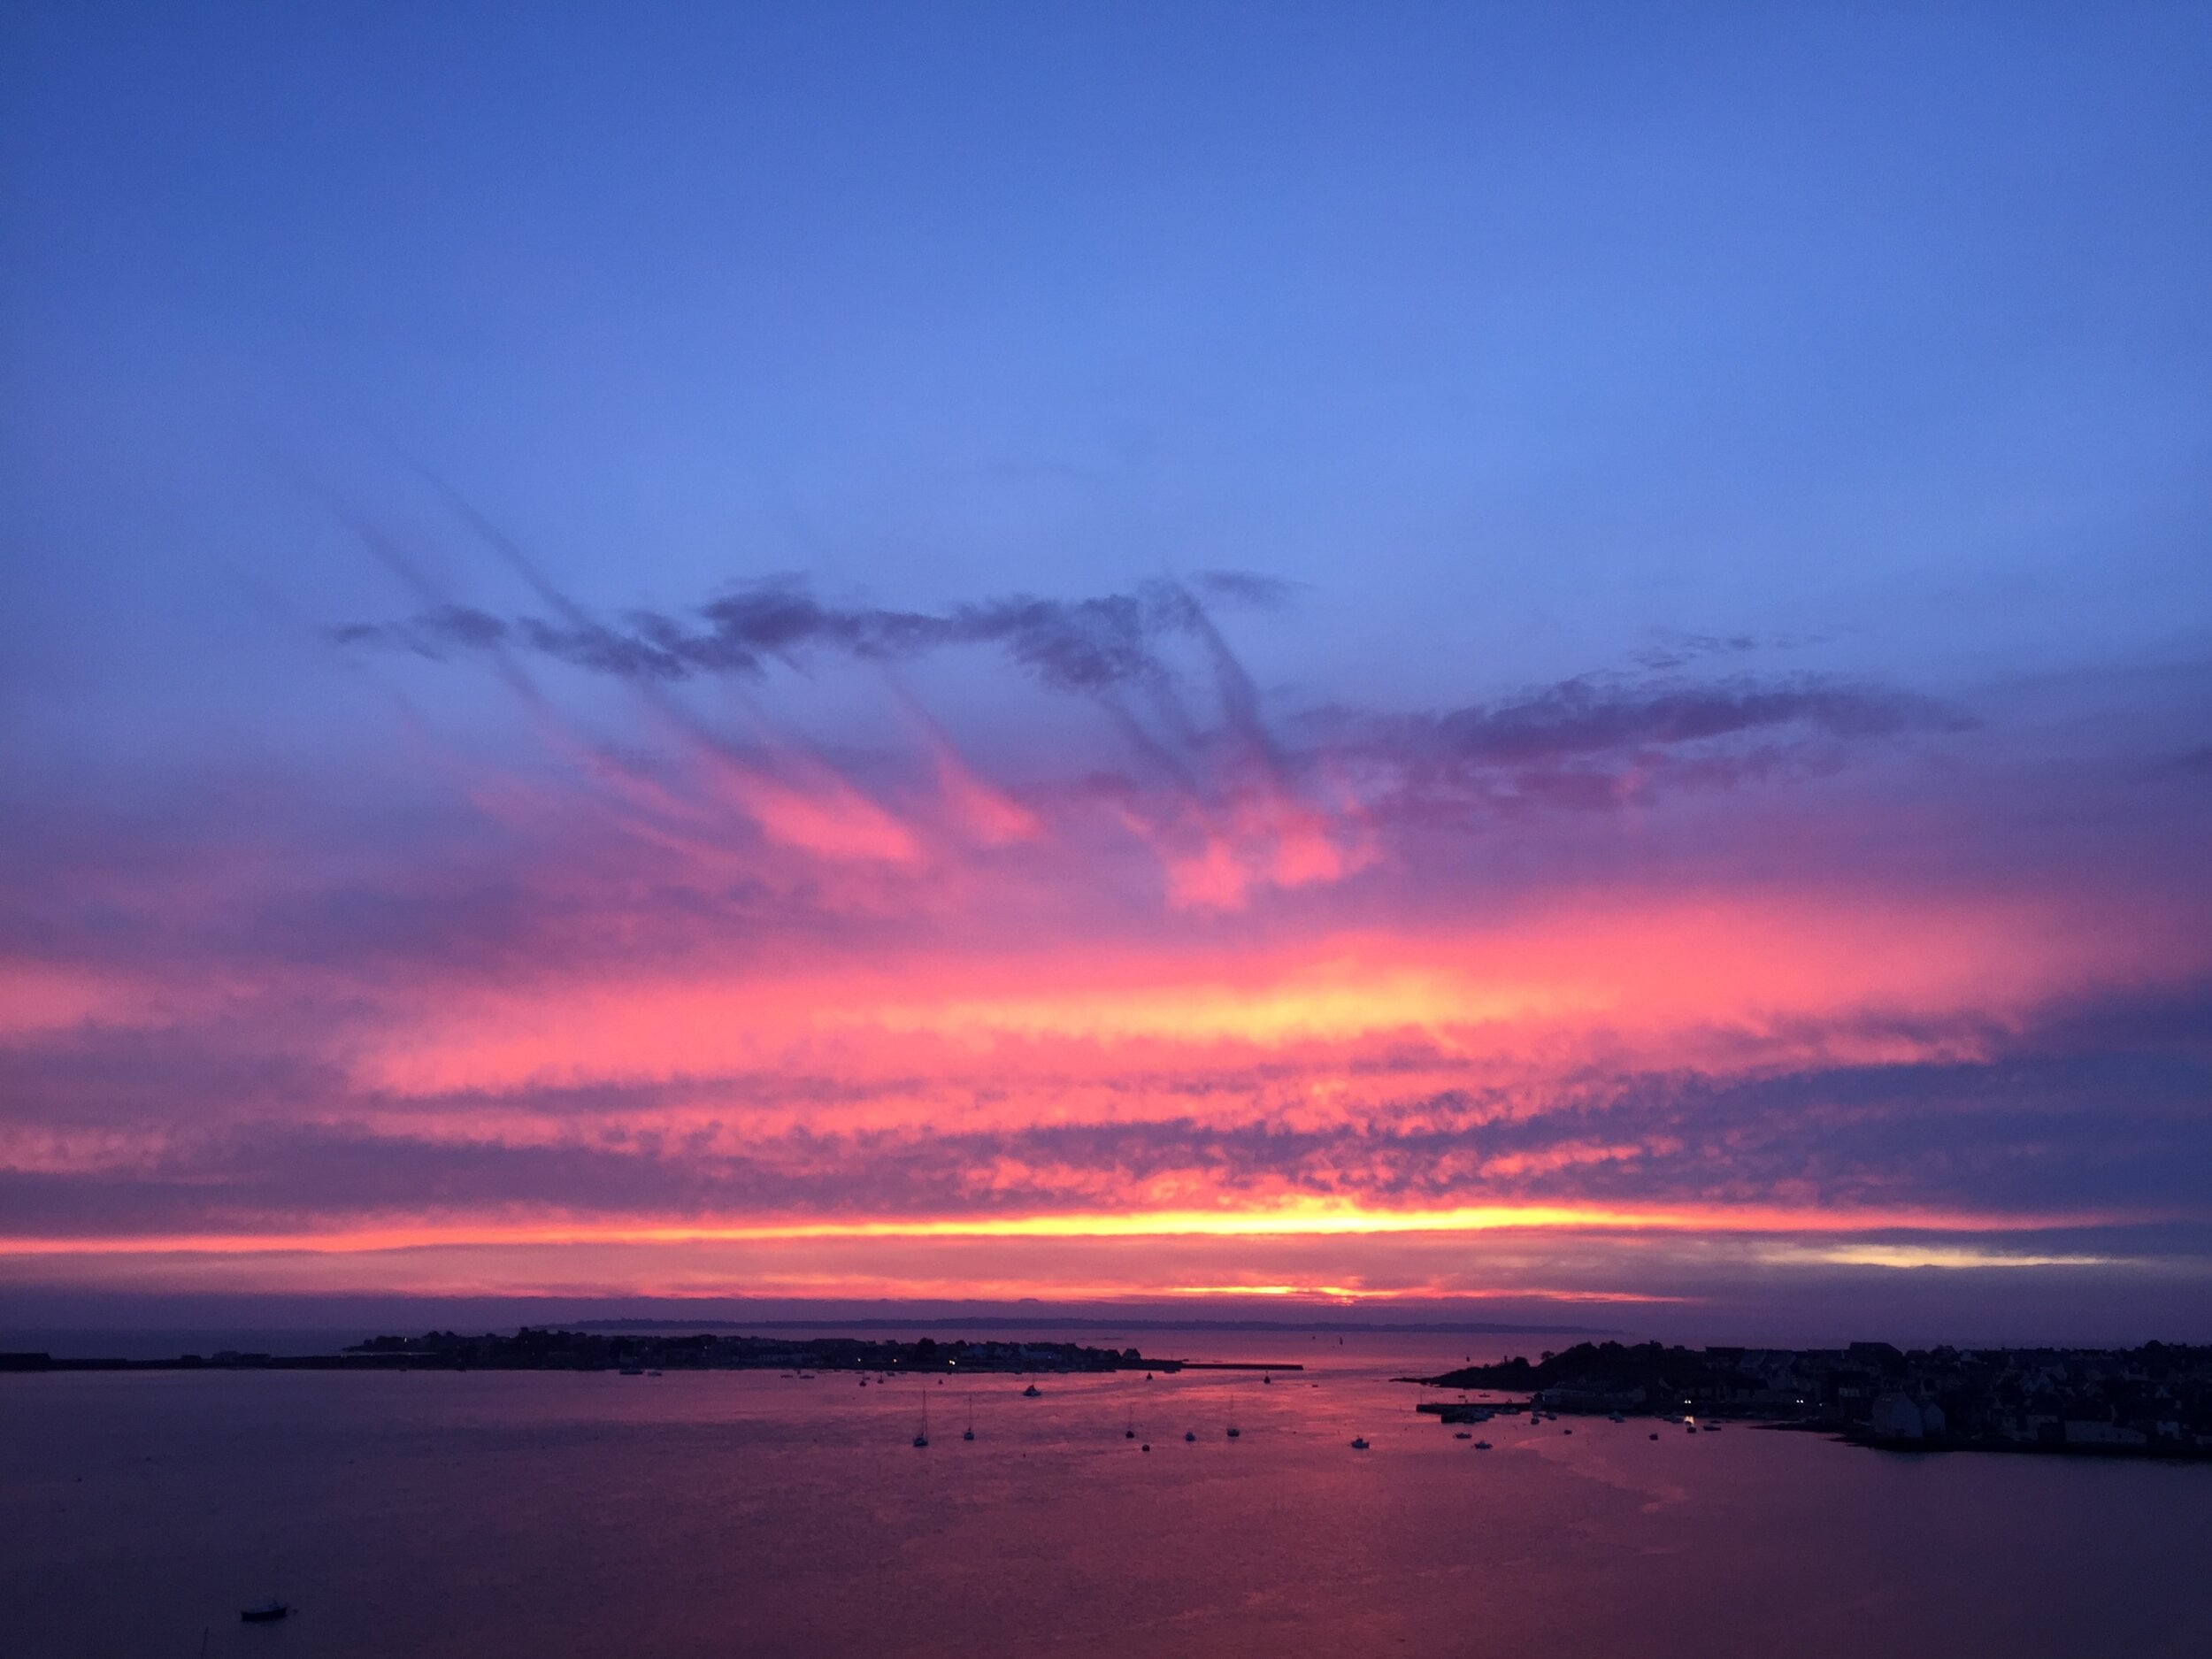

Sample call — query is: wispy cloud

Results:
[336,572,1297,694]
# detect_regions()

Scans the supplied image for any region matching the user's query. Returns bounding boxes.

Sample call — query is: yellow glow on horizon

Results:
[0,1196,2153,1261]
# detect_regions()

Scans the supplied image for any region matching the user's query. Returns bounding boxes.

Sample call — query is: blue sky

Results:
[7,3,2208,741]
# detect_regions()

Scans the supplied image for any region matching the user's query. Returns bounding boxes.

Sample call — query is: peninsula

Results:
[1,1328,1300,1376]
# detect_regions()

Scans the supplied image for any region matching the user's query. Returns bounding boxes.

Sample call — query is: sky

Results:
[3,3,2209,1343]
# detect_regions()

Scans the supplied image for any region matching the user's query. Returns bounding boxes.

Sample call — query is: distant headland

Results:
[1407,1340,2212,1459]
[0,1327,1299,1375]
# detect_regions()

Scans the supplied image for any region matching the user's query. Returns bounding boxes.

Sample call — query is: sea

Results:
[4,1325,2208,1658]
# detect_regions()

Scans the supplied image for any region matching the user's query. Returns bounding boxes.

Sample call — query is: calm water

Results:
[4,1330,2208,1658]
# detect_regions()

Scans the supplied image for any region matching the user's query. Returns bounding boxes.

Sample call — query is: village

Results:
[1412,1340,2212,1457]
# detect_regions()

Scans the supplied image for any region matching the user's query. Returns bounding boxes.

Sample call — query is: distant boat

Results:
[1022,1384,1041,1398]
[1609,1412,1625,1423]
[1455,1431,1472,1440]
[1263,1374,1271,1384]
[647,1370,662,1378]
[964,1396,976,1440]
[1349,1437,1370,1450]
[1184,1431,1196,1442]
[1474,1440,1492,1450]
[913,1391,929,1448]
[619,1367,643,1377]
[1704,1423,1723,1432]
[1226,1426,1240,1439]
[241,1557,288,1622]
[1650,1432,1660,1440]
[1563,1428,1573,1435]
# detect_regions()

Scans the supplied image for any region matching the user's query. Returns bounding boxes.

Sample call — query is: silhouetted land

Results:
[1408,1340,2212,1458]
[0,1328,1299,1375]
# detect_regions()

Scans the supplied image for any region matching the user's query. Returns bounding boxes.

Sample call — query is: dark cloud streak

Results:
[337,573,1285,695]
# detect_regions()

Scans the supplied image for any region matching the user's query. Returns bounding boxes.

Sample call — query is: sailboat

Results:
[913,1389,930,1448]
[963,1395,975,1441]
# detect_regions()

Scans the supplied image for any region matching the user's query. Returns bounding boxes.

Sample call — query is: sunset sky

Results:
[4,4,2208,1340]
